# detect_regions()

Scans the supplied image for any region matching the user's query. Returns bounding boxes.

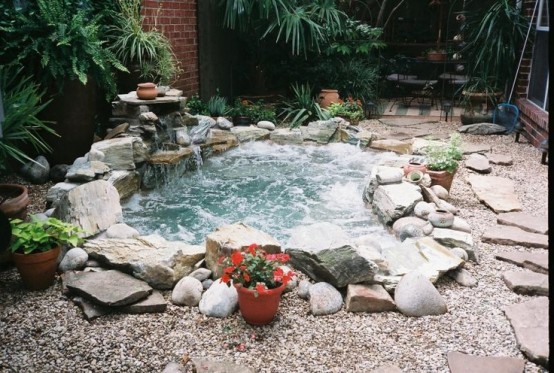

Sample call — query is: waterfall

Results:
[192,145,203,169]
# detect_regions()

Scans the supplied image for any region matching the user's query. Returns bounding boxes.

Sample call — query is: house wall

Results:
[514,0,548,148]
[141,0,200,96]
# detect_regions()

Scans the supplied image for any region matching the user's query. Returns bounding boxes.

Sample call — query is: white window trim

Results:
[536,0,549,31]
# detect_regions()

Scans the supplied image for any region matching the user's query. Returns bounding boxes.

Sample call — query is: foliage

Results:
[461,0,528,93]
[327,97,364,123]
[229,99,277,123]
[206,94,229,117]
[0,66,57,174]
[424,134,463,173]
[109,0,182,85]
[323,19,385,56]
[219,0,348,57]
[0,0,127,101]
[219,243,294,294]
[10,217,85,254]
[280,83,330,128]
[185,94,208,116]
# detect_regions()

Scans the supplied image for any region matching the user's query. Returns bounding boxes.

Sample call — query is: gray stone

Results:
[309,282,343,316]
[59,247,88,272]
[450,248,469,261]
[486,153,513,165]
[392,216,428,235]
[84,235,205,289]
[269,128,304,145]
[87,149,105,162]
[198,280,238,318]
[257,120,275,131]
[422,223,434,235]
[20,155,50,184]
[398,224,424,241]
[345,284,396,313]
[435,199,458,215]
[161,362,186,373]
[394,271,447,317]
[173,127,191,146]
[370,365,403,373]
[298,280,312,300]
[202,279,213,290]
[369,139,412,154]
[194,115,217,128]
[431,228,477,261]
[447,268,477,287]
[205,222,281,277]
[338,127,376,147]
[482,226,548,249]
[450,217,471,233]
[49,164,70,183]
[91,137,143,170]
[139,111,158,123]
[285,223,381,288]
[300,120,338,144]
[457,122,507,135]
[171,276,203,306]
[465,153,492,173]
[497,212,548,234]
[105,223,140,239]
[495,251,548,274]
[72,296,110,320]
[230,126,270,143]
[374,167,403,185]
[64,269,152,306]
[188,268,212,282]
[204,129,239,153]
[192,358,255,373]
[66,161,111,182]
[104,122,130,140]
[413,201,436,219]
[216,116,233,130]
[46,182,80,207]
[447,351,524,373]
[501,271,548,296]
[372,183,423,225]
[106,170,141,200]
[120,291,167,314]
[430,185,449,200]
[53,180,122,236]
[462,143,491,154]
[504,297,549,368]
[467,175,522,213]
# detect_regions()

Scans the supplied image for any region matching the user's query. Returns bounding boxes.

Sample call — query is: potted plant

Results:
[219,243,294,325]
[9,217,84,290]
[281,83,330,128]
[423,133,463,191]
[327,97,364,125]
[228,98,252,126]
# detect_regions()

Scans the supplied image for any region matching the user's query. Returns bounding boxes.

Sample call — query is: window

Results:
[528,0,549,112]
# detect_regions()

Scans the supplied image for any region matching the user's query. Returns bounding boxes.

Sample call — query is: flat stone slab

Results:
[486,153,513,165]
[369,139,412,154]
[120,291,167,314]
[504,297,549,368]
[65,270,152,306]
[462,143,491,154]
[501,270,548,296]
[370,365,403,373]
[482,226,548,249]
[192,358,255,373]
[467,175,522,213]
[447,351,525,373]
[497,212,548,234]
[118,92,181,105]
[464,153,491,173]
[495,251,548,274]
[345,284,396,313]
[72,296,110,320]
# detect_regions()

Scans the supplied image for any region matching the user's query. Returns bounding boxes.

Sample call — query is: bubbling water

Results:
[123,142,398,246]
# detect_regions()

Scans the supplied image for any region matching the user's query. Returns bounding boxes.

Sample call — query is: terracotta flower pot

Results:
[427,169,456,191]
[402,161,427,176]
[0,184,29,220]
[12,246,61,290]
[318,89,340,109]
[136,82,158,100]
[234,282,285,325]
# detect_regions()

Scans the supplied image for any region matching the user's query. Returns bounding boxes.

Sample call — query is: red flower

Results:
[255,283,267,294]
[273,267,284,283]
[247,243,257,255]
[221,273,231,284]
[231,251,243,266]
[243,272,250,282]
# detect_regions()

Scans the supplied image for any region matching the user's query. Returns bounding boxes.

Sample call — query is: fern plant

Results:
[206,95,229,117]
[280,83,330,128]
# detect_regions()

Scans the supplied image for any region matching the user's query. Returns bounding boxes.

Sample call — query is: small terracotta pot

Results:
[427,169,456,191]
[0,184,29,220]
[428,209,455,228]
[12,246,61,290]
[318,89,340,109]
[403,161,427,176]
[406,170,424,184]
[234,282,285,325]
[136,82,158,100]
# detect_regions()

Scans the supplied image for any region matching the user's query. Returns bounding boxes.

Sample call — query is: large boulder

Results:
[46,182,80,207]
[205,223,281,277]
[285,223,381,288]
[394,270,447,317]
[300,120,339,144]
[171,276,203,306]
[431,228,478,261]
[58,247,88,272]
[269,128,304,145]
[106,170,141,200]
[230,126,270,143]
[83,234,205,289]
[91,137,147,170]
[198,279,238,318]
[65,161,111,182]
[52,180,122,236]
[372,183,423,225]
[20,155,50,184]
[309,282,343,316]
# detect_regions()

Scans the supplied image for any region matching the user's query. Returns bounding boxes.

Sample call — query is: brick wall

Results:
[141,0,199,96]
[513,0,549,147]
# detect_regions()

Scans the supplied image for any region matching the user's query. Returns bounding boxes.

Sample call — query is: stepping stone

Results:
[486,153,513,165]
[72,296,110,321]
[467,175,522,213]
[369,139,412,154]
[120,291,167,314]
[495,251,548,274]
[345,284,396,313]
[465,153,492,173]
[370,365,403,373]
[504,297,549,368]
[482,226,548,249]
[497,212,548,234]
[462,143,491,154]
[64,269,152,306]
[447,351,524,373]
[501,271,548,296]
[192,358,255,373]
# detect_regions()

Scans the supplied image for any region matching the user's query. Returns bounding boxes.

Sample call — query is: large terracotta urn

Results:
[318,89,340,109]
